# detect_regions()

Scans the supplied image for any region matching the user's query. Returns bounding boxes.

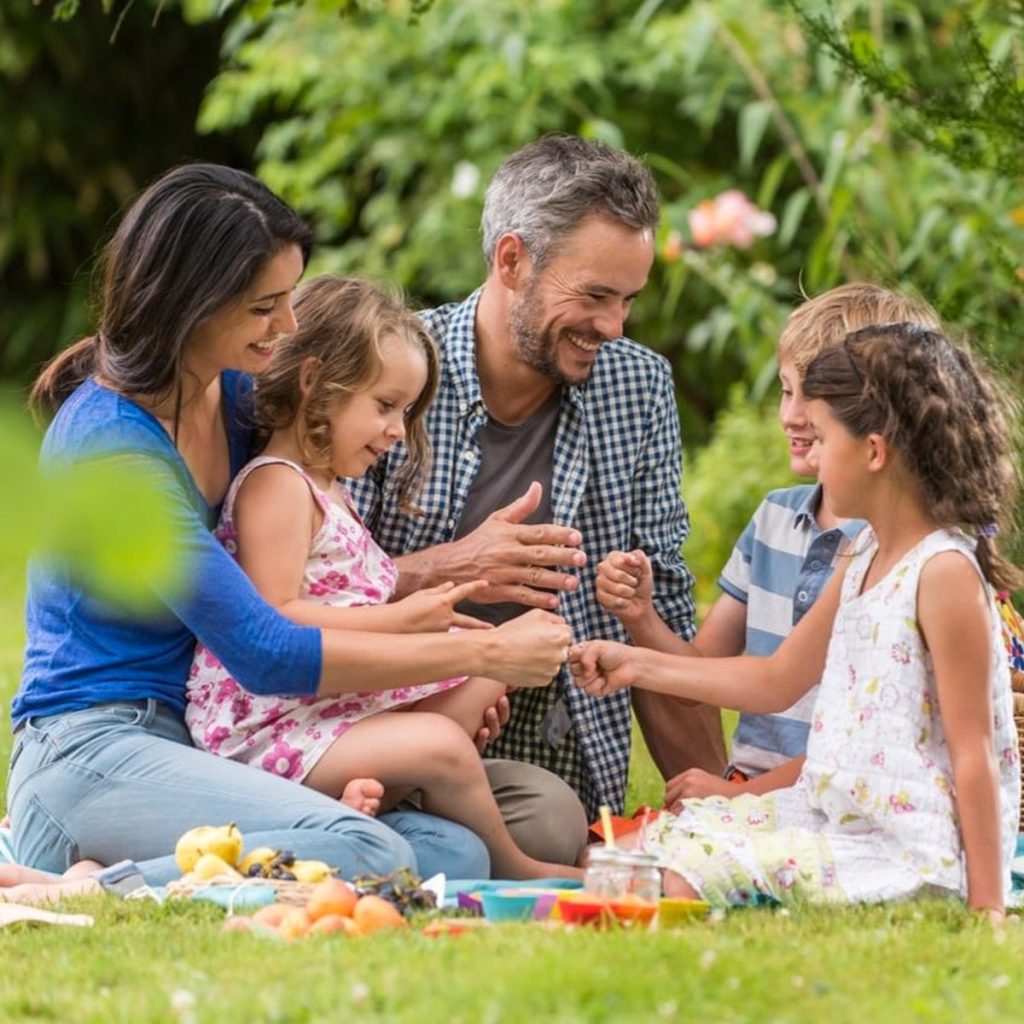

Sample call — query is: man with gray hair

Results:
[350,135,725,865]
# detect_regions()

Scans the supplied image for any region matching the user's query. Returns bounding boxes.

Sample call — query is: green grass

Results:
[3,572,1023,1023]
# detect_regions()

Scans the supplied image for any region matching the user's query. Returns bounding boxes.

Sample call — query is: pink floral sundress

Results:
[185,456,464,782]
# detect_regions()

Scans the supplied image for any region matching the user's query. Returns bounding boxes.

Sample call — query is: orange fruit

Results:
[251,903,290,929]
[309,913,361,936]
[277,906,313,940]
[352,894,407,933]
[306,878,358,921]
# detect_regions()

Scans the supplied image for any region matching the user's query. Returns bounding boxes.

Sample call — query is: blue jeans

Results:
[6,700,489,886]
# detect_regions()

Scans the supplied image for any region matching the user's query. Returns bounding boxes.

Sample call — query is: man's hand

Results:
[567,640,638,697]
[483,609,572,688]
[390,580,492,632]
[663,768,735,809]
[404,482,586,609]
[473,692,511,753]
[596,549,653,624]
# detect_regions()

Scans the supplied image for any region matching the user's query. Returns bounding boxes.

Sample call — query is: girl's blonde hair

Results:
[255,275,439,514]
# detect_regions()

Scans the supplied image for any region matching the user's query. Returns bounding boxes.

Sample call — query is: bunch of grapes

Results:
[351,867,437,914]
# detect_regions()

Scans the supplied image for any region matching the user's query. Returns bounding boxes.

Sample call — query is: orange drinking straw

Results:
[599,805,615,848]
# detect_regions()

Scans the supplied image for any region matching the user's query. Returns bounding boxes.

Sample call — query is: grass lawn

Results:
[1,568,1022,1023]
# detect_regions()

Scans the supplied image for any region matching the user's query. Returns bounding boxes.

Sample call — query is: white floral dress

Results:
[644,528,1020,907]
[185,456,464,782]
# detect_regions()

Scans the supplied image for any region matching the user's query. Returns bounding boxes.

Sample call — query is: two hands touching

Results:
[567,547,652,697]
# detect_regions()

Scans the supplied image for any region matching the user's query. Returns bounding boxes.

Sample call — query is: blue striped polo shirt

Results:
[718,484,865,775]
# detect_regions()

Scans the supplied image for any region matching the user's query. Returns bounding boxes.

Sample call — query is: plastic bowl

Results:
[456,890,483,915]
[609,895,658,927]
[480,890,539,923]
[656,897,710,928]
[530,891,560,920]
[555,893,612,927]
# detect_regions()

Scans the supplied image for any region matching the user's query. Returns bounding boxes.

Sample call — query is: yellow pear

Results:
[192,852,243,881]
[174,823,244,873]
[291,860,334,884]
[238,847,278,877]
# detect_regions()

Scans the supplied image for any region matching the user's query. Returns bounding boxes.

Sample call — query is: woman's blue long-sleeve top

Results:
[13,374,321,725]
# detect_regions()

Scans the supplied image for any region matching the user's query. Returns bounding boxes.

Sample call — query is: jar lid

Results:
[617,850,659,867]
[584,846,630,866]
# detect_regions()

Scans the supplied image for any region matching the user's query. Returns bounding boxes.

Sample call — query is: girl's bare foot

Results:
[0,860,102,889]
[0,877,103,905]
[341,778,385,817]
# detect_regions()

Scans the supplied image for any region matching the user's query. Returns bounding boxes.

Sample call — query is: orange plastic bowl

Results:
[609,895,658,926]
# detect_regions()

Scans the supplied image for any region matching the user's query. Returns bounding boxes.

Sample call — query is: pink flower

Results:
[204,725,232,754]
[890,642,911,665]
[261,741,304,780]
[888,792,915,814]
[688,190,776,248]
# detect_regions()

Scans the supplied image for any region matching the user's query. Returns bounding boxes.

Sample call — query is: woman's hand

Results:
[568,640,640,697]
[596,549,653,625]
[391,580,492,632]
[482,609,572,689]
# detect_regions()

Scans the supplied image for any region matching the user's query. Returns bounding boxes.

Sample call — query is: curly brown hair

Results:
[254,275,439,515]
[802,322,1022,591]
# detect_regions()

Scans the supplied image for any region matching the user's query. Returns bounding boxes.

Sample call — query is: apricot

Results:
[352,894,407,933]
[221,915,253,933]
[306,878,358,921]
[309,913,361,936]
[277,906,313,940]
[251,903,290,929]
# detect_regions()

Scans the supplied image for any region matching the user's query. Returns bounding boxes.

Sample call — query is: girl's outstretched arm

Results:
[570,560,846,712]
[919,551,1005,915]
[233,463,490,633]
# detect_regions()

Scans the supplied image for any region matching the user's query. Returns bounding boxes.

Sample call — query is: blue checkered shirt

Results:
[348,289,696,815]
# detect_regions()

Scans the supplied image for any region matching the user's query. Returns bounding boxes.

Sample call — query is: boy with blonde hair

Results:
[596,283,942,806]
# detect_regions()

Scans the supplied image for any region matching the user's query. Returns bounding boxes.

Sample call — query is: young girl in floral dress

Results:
[186,275,578,880]
[571,322,1020,919]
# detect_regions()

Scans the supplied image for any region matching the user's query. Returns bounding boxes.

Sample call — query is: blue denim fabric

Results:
[6,700,488,886]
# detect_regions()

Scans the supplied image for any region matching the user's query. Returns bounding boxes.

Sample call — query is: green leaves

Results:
[0,401,183,610]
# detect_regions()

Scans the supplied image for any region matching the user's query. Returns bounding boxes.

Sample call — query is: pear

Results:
[291,859,333,884]
[239,847,278,877]
[192,852,243,881]
[174,823,244,874]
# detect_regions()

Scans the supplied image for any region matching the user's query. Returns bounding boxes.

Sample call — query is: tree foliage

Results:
[190,0,1023,446]
[0,0,253,382]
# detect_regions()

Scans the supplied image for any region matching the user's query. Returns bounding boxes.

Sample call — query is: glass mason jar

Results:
[620,850,661,902]
[582,846,632,898]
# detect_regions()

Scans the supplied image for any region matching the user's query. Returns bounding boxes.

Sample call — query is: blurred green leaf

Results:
[0,401,182,610]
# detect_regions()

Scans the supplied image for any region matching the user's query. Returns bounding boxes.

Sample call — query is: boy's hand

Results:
[596,549,653,624]
[663,768,735,809]
[392,580,492,632]
[568,640,638,697]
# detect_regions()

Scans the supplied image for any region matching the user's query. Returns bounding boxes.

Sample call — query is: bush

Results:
[683,386,797,609]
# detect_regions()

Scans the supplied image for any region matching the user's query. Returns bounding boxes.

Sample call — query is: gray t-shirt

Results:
[453,391,559,625]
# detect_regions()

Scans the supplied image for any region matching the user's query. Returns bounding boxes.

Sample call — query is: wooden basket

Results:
[164,876,315,907]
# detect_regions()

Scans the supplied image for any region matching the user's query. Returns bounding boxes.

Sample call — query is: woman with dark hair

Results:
[3,164,570,900]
